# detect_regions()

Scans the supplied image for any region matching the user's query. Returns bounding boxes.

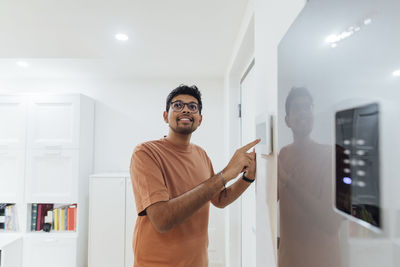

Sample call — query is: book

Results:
[73,206,77,231]
[67,205,77,231]
[31,204,38,231]
[60,208,65,231]
[36,204,43,231]
[5,204,17,231]
[36,204,54,231]
[0,206,5,230]
[54,208,59,231]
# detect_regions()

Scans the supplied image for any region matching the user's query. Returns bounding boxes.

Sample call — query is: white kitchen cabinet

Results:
[23,235,77,267]
[25,149,79,203]
[0,150,25,203]
[27,95,80,149]
[0,96,27,149]
[0,235,23,267]
[88,173,136,267]
[0,94,94,267]
[125,178,136,267]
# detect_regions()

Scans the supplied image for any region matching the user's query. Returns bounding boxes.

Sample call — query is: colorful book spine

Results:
[67,205,77,231]
[73,206,77,231]
[60,208,65,231]
[54,208,59,231]
[36,204,42,231]
[31,204,38,231]
[0,205,5,230]
[5,205,16,231]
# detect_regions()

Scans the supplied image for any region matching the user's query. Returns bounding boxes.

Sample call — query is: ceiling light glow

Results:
[326,17,373,48]
[393,69,400,77]
[325,34,340,43]
[16,61,29,68]
[364,18,372,25]
[115,33,129,41]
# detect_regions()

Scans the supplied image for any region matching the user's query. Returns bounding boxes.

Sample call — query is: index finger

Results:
[239,139,261,152]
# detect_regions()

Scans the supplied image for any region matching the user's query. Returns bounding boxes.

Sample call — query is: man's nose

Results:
[182,104,190,113]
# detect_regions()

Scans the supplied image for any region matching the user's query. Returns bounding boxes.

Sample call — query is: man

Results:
[278,87,342,267]
[130,85,259,266]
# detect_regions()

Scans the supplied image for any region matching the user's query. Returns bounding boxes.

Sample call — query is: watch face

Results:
[335,103,381,228]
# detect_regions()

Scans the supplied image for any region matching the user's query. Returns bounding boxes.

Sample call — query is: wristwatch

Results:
[241,173,255,183]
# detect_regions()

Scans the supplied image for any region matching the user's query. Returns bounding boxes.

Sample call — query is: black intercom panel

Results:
[335,103,380,228]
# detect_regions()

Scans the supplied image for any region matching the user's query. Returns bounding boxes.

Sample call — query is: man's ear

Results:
[163,111,169,123]
[198,114,203,126]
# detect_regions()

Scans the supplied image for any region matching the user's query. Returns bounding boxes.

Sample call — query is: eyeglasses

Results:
[170,100,199,113]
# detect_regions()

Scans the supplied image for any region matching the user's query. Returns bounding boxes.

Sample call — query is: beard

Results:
[170,124,197,135]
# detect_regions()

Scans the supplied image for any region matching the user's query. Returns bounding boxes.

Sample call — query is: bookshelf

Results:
[0,94,94,267]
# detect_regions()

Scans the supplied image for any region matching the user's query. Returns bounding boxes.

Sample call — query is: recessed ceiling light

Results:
[115,33,129,41]
[393,69,400,77]
[364,18,372,25]
[16,61,29,68]
[325,34,340,43]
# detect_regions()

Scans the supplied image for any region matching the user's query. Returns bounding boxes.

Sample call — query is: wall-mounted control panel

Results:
[335,103,380,229]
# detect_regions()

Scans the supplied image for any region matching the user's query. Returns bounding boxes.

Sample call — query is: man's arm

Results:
[211,148,256,208]
[146,139,260,233]
[146,173,225,233]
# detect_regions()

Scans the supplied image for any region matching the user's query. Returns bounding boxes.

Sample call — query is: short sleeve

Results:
[130,147,169,216]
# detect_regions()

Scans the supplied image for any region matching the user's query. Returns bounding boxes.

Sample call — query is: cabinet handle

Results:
[45,150,62,155]
[45,145,62,150]
[44,238,58,243]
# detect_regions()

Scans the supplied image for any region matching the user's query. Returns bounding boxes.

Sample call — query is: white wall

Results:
[254,0,305,266]
[0,74,226,265]
[0,76,225,172]
[224,0,305,266]
[223,0,255,266]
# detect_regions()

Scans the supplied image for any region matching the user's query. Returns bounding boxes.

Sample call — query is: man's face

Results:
[285,96,314,138]
[163,94,202,135]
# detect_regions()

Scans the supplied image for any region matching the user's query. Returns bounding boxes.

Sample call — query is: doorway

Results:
[240,59,256,267]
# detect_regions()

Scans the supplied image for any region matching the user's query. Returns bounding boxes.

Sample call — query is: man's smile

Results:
[177,116,194,123]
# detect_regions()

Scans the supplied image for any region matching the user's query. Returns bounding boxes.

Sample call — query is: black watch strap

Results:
[241,173,255,183]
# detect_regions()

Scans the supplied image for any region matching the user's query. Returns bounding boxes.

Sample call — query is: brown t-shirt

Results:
[278,141,341,267]
[130,138,214,267]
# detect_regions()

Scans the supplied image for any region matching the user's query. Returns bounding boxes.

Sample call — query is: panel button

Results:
[356,150,365,156]
[356,139,365,145]
[357,170,366,176]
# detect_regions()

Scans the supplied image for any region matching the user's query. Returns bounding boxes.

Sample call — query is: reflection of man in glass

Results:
[278,87,342,267]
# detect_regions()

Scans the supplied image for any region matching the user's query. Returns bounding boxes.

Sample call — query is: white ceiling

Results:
[0,0,248,79]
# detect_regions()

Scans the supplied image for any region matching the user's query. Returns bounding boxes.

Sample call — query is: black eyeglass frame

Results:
[170,100,199,113]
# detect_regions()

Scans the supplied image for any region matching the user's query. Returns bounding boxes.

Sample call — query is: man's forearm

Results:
[214,177,252,208]
[146,173,225,233]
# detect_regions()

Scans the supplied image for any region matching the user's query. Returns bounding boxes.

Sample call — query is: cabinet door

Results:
[125,178,137,267]
[23,236,77,267]
[25,150,79,203]
[0,237,23,267]
[0,150,25,203]
[88,178,125,267]
[0,96,26,149]
[27,95,79,149]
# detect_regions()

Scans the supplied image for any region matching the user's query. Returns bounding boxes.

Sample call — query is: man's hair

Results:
[285,87,313,116]
[166,84,203,114]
